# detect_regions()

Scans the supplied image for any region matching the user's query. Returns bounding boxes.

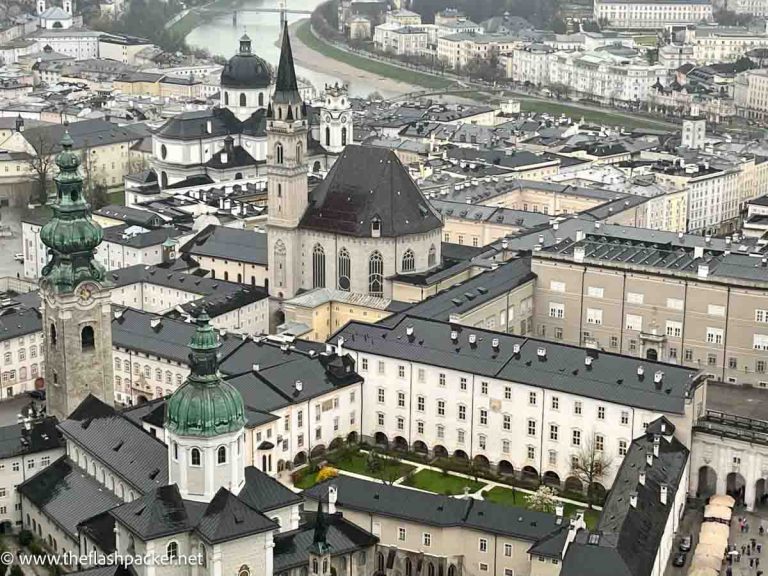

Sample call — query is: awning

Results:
[704,504,732,523]
[709,494,736,508]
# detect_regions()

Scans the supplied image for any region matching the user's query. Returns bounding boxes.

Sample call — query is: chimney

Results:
[501,239,509,250]
[150,318,161,329]
[646,447,654,467]
[653,434,660,457]
[654,370,664,387]
[206,120,212,134]
[697,264,709,278]
[630,491,638,508]
[406,325,414,337]
[556,504,564,518]
[694,246,704,259]
[295,380,303,393]
[325,343,333,355]
[574,246,585,263]
[537,347,547,359]
[328,485,338,514]
[513,343,521,355]
[637,365,645,378]
[491,338,499,350]
[575,229,585,242]
[252,363,260,372]
[468,334,477,345]
[337,336,344,355]
[450,330,458,342]
[221,150,229,164]
[639,470,646,486]
[660,484,668,505]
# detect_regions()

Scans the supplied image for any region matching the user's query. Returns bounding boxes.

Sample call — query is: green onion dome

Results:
[40,132,106,294]
[165,312,246,437]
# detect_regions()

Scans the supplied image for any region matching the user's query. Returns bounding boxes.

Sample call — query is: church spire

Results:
[273,22,300,104]
[309,496,332,555]
[40,131,105,294]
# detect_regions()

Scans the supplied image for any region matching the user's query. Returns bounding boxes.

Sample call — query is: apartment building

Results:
[335,315,704,493]
[593,0,713,29]
[0,301,45,399]
[437,33,525,70]
[531,228,768,387]
[0,418,64,528]
[683,26,768,63]
[373,24,431,56]
[735,68,768,121]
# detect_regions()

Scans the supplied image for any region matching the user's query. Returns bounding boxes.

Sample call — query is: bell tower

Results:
[320,83,352,154]
[40,132,114,421]
[267,23,308,300]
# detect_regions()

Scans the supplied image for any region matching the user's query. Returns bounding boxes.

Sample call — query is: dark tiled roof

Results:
[274,512,378,571]
[180,225,268,266]
[273,24,300,102]
[94,205,165,228]
[18,457,122,539]
[102,224,183,249]
[301,145,442,238]
[58,395,168,494]
[0,417,62,459]
[560,419,689,576]
[239,466,303,512]
[79,511,117,553]
[22,119,148,153]
[335,316,701,414]
[109,484,204,540]
[196,487,277,544]
[0,302,42,342]
[305,476,566,542]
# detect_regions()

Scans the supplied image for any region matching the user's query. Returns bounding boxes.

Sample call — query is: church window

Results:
[277,183,282,198]
[235,172,242,180]
[155,368,162,381]
[49,323,57,347]
[160,144,167,160]
[325,127,331,146]
[338,248,351,291]
[312,560,319,575]
[166,541,178,560]
[276,143,284,164]
[172,442,178,460]
[190,448,201,466]
[217,446,227,464]
[312,244,326,288]
[240,93,246,107]
[224,92,229,106]
[274,241,287,289]
[371,217,381,237]
[161,172,168,189]
[81,326,95,351]
[258,93,264,107]
[278,106,282,120]
[369,251,384,298]
[199,544,207,568]
[165,371,172,384]
[342,127,347,146]
[296,142,303,164]
[402,249,415,272]
[428,244,437,268]
[239,566,251,576]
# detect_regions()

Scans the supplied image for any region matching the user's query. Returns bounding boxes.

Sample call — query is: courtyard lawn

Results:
[402,469,486,495]
[293,470,320,490]
[328,451,415,480]
[482,486,601,529]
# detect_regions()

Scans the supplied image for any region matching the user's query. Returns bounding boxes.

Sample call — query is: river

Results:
[185,0,348,94]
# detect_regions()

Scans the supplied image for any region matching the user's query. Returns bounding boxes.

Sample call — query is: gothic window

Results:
[240,93,246,107]
[325,126,331,146]
[276,143,284,164]
[81,326,95,351]
[402,249,415,272]
[296,142,303,164]
[160,144,167,160]
[217,446,227,464]
[258,93,264,107]
[166,541,178,560]
[224,92,229,106]
[190,448,201,466]
[428,244,437,268]
[342,127,347,146]
[369,251,383,297]
[49,323,56,347]
[274,240,287,289]
[199,544,207,568]
[338,248,351,291]
[278,106,282,120]
[371,216,381,237]
[312,244,326,288]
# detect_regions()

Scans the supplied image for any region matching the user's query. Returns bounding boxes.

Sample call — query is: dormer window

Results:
[371,216,381,238]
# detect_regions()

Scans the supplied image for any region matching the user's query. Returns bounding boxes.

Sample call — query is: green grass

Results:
[328,451,415,479]
[516,97,674,130]
[483,486,601,529]
[294,470,320,489]
[634,34,658,46]
[402,469,486,495]
[295,20,454,91]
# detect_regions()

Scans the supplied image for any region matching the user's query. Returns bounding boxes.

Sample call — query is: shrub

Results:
[10,565,24,576]
[317,466,339,482]
[17,531,33,546]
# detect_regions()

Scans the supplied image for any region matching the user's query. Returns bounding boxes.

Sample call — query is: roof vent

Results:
[450,330,458,342]
[630,491,638,508]
[252,363,260,372]
[150,318,161,329]
[468,334,477,345]
[584,356,593,367]
[513,343,521,355]
[491,338,499,350]
[406,325,414,337]
[654,370,664,384]
[637,366,644,378]
[295,380,303,392]
[537,347,547,359]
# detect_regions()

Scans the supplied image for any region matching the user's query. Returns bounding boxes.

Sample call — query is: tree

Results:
[24,131,58,205]
[646,48,659,65]
[525,486,558,513]
[551,18,567,34]
[570,435,613,508]
[317,466,339,482]
[366,449,402,485]
[9,565,23,576]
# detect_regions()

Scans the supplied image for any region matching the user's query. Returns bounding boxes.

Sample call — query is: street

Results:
[0,394,42,427]
[0,206,26,279]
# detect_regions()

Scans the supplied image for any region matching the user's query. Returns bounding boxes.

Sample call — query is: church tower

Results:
[40,133,114,421]
[308,498,333,576]
[320,83,352,154]
[267,23,308,300]
[165,312,246,502]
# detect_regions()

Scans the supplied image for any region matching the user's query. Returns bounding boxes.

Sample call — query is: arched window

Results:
[274,241,286,289]
[190,448,201,466]
[166,541,178,560]
[312,244,325,288]
[258,93,264,107]
[235,172,243,180]
[427,564,435,576]
[312,560,319,575]
[369,251,383,297]
[172,442,178,460]
[160,144,167,159]
[49,323,57,347]
[338,248,351,291]
[402,249,415,272]
[276,143,284,164]
[81,326,95,351]
[325,126,331,146]
[127,536,135,556]
[405,558,412,576]
[240,93,246,107]
[428,244,437,268]
[224,92,229,106]
[238,565,250,576]
[217,446,227,464]
[199,544,207,568]
[342,127,347,146]
[161,172,168,188]
[296,142,302,164]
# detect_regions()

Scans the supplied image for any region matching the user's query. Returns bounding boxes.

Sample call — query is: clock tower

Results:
[319,82,351,154]
[40,132,114,421]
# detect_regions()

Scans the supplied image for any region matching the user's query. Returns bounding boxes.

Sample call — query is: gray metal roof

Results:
[0,301,42,342]
[180,225,268,266]
[0,417,62,459]
[335,316,701,414]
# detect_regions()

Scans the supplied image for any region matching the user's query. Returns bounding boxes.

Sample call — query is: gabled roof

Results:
[0,417,62,459]
[180,225,268,266]
[109,484,204,540]
[195,487,277,544]
[239,466,303,512]
[300,145,442,238]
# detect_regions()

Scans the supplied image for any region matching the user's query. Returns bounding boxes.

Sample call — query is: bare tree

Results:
[366,449,403,485]
[570,434,613,508]
[24,131,58,205]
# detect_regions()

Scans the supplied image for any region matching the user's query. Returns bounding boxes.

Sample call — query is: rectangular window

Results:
[504,386,512,400]
[550,281,566,293]
[502,439,510,453]
[550,424,558,441]
[754,334,768,351]
[574,401,582,415]
[684,348,694,361]
[423,533,431,547]
[458,429,465,443]
[479,538,488,552]
[479,564,488,573]
[417,421,424,434]
[610,336,618,348]
[549,450,557,465]
[549,303,565,319]
[503,414,511,430]
[551,396,559,410]
[667,298,684,310]
[572,430,581,446]
[504,543,512,557]
[398,365,405,378]
[460,377,468,391]
[587,286,604,298]
[597,406,605,420]
[555,327,563,340]
[756,309,768,323]
[706,327,724,345]
[621,411,629,425]
[418,368,425,382]
[377,388,385,403]
[595,434,604,451]
[377,361,385,375]
[479,435,487,449]
[586,308,603,325]
[458,405,466,421]
[527,446,535,460]
[625,314,642,331]
[417,396,425,412]
[527,420,536,436]
[377,413,385,426]
[397,417,404,430]
[708,304,725,317]
[619,440,627,456]
[627,292,644,304]
[439,373,446,386]
[397,392,405,408]
[481,381,488,395]
[666,321,682,338]
[398,528,406,541]
[437,400,445,416]
[529,392,537,406]
[480,409,488,425]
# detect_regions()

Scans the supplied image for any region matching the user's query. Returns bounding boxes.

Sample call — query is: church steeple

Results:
[40,132,106,294]
[273,22,300,105]
[308,497,333,575]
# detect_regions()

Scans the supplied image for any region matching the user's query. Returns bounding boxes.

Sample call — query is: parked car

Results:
[672,552,687,567]
[679,535,692,552]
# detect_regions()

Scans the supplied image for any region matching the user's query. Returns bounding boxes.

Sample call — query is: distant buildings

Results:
[593,0,713,29]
